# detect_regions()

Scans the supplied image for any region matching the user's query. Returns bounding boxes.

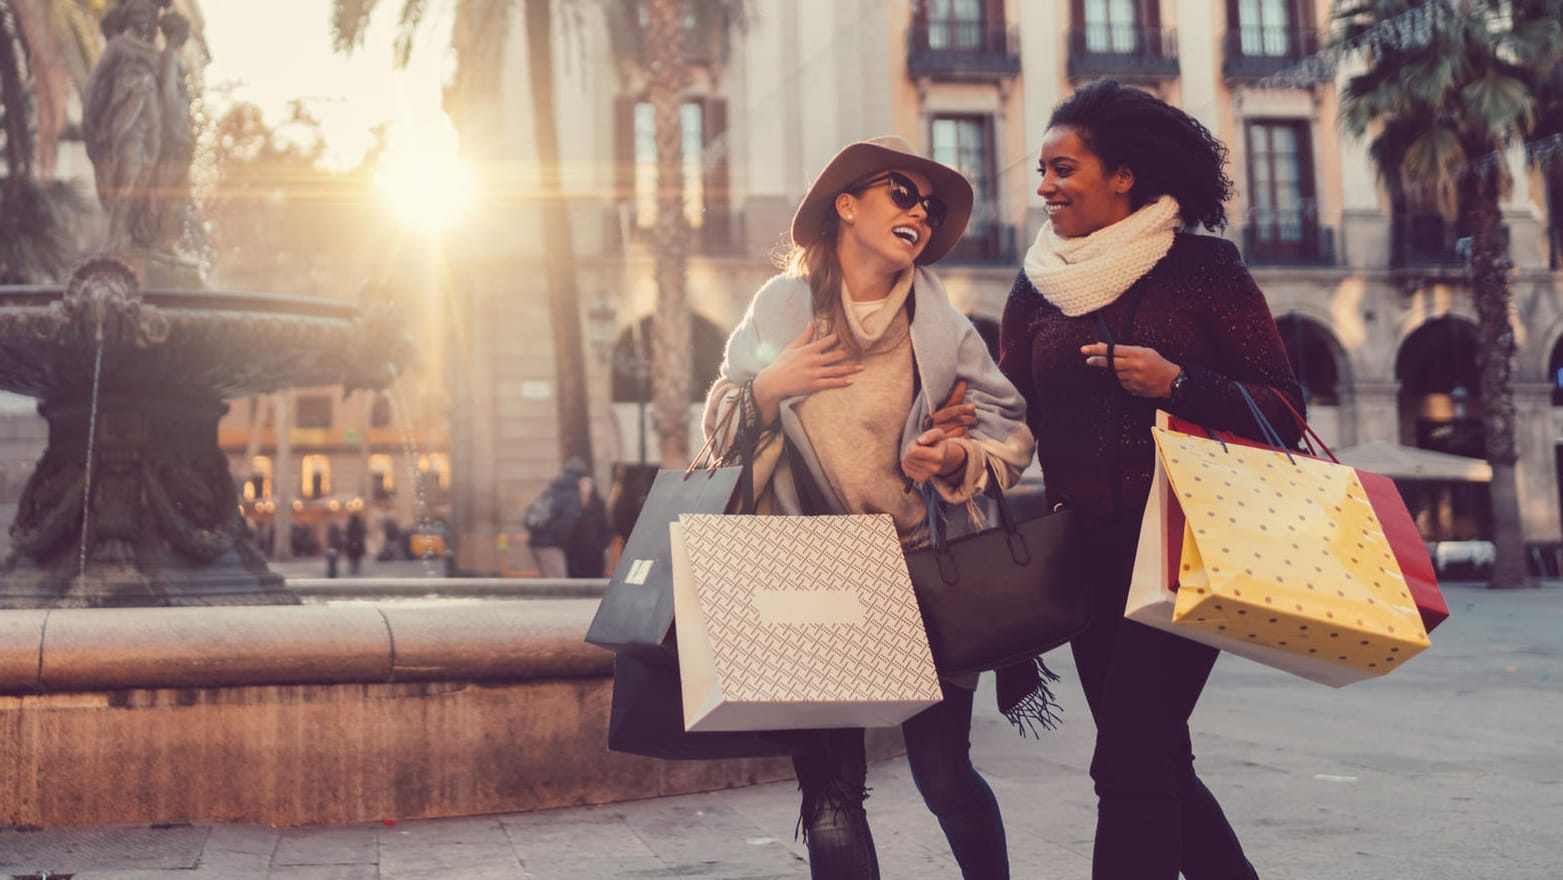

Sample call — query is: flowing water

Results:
[76,332,105,585]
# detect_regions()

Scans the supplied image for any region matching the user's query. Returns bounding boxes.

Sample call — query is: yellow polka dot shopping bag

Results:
[1126,412,1430,686]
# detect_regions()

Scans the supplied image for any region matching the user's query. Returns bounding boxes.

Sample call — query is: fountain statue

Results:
[0,1,414,608]
[82,0,200,287]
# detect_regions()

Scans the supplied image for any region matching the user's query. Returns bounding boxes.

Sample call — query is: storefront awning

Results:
[1333,441,1492,482]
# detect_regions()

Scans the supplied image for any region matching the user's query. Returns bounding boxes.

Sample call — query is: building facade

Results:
[439,0,1560,573]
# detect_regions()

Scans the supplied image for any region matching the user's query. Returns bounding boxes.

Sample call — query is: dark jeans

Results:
[791,683,1008,879]
[1071,508,1259,880]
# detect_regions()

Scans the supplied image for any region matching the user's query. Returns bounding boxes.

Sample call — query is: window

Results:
[302,455,330,499]
[1235,0,1291,56]
[370,395,392,428]
[633,102,705,230]
[369,454,395,500]
[418,453,451,491]
[296,394,332,429]
[1245,120,1317,261]
[246,456,272,501]
[925,0,986,50]
[931,116,997,249]
[1082,0,1142,52]
[616,97,730,247]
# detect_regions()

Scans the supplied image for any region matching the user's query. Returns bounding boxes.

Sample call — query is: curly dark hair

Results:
[1047,80,1234,231]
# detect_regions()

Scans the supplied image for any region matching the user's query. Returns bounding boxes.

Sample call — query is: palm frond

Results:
[1460,71,1535,137]
[0,175,87,282]
[391,0,429,69]
[331,0,386,54]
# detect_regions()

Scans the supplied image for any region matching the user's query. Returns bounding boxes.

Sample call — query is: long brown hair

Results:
[779,180,878,358]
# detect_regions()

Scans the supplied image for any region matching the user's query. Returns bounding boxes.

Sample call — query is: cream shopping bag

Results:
[1127,420,1430,686]
[671,513,942,731]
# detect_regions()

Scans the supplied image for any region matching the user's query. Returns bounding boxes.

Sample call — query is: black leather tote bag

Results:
[903,463,1091,677]
[606,653,797,760]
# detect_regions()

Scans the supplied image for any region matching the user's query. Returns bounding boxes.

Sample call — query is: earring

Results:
[846,213,855,222]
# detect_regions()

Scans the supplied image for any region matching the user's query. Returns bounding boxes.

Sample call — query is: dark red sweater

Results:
[999,233,1305,516]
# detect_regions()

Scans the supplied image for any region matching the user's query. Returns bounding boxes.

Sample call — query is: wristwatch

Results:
[1168,368,1190,403]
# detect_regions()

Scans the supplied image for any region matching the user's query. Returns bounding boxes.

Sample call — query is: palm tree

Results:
[332,0,595,472]
[1333,0,1563,589]
[0,0,91,282]
[629,0,744,466]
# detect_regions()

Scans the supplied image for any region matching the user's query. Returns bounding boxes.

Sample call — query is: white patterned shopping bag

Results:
[670,513,942,731]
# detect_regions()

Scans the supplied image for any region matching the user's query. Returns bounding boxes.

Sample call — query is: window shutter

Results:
[702,97,731,250]
[613,96,637,204]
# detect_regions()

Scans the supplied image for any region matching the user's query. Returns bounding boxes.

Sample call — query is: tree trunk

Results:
[0,0,35,194]
[524,0,594,469]
[1462,147,1534,589]
[646,0,693,468]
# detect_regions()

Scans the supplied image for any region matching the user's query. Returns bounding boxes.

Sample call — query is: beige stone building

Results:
[437,0,1559,574]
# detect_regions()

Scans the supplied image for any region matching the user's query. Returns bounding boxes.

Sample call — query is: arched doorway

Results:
[1396,317,1482,456]
[604,314,728,542]
[1394,317,1489,542]
[1274,315,1344,445]
[608,314,727,461]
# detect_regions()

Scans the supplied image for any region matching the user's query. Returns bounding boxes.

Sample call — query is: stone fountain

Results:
[0,0,412,608]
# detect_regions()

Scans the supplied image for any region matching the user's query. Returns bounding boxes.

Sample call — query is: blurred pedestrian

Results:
[345,512,367,576]
[524,456,587,578]
[566,475,612,578]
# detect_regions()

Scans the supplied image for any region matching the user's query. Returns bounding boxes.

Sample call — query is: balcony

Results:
[1241,206,1335,266]
[1391,215,1494,270]
[1222,27,1324,82]
[1067,26,1179,81]
[943,224,1019,265]
[907,22,1021,82]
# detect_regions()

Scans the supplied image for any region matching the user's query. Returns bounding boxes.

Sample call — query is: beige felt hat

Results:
[789,135,974,265]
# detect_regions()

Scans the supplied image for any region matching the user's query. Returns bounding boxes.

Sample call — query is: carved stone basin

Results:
[0,259,413,609]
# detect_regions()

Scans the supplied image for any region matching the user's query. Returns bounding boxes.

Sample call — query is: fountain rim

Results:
[0,283,362,320]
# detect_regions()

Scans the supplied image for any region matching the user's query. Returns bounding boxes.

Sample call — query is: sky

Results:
[200,0,455,171]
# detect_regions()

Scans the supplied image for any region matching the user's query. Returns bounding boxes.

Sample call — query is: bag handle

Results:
[1268,387,1338,463]
[928,459,1030,561]
[1231,382,1297,465]
[686,385,758,513]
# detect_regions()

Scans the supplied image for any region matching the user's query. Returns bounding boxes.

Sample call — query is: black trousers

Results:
[1071,507,1259,880]
[790,683,1008,879]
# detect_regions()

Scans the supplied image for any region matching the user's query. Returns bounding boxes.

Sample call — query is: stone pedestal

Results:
[0,392,290,608]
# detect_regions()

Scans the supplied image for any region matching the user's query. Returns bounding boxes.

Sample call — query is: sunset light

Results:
[374,114,475,233]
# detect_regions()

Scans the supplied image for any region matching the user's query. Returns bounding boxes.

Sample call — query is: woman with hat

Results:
[702,136,1036,878]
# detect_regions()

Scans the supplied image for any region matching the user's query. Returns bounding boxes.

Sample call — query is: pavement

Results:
[2,580,1560,879]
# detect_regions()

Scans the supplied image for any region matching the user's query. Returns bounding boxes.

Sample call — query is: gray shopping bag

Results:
[585,466,745,665]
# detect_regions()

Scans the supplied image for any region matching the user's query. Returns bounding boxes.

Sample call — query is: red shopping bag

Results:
[1165,394,1447,633]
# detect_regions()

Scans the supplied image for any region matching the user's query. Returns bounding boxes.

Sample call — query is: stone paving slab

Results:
[9,582,1562,879]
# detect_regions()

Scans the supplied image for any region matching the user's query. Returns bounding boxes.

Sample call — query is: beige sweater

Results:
[793,275,926,537]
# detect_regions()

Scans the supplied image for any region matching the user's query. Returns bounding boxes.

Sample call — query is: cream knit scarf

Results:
[1023,195,1182,317]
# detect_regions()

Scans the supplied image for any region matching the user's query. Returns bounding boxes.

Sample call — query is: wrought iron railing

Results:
[907,22,1021,80]
[1241,205,1335,265]
[1221,27,1323,80]
[1067,25,1179,79]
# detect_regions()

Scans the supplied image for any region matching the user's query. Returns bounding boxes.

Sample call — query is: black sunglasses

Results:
[855,171,948,230]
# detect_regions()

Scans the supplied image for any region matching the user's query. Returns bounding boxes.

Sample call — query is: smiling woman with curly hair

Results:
[1000,79,1305,880]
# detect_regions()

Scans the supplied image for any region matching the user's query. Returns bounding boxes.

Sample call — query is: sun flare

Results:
[375,114,475,233]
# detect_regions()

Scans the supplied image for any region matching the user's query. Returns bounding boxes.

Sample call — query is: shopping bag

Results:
[606,653,797,760]
[1128,418,1430,686]
[585,465,745,665]
[1161,404,1447,633]
[671,513,942,731]
[1257,392,1449,633]
[903,462,1091,676]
